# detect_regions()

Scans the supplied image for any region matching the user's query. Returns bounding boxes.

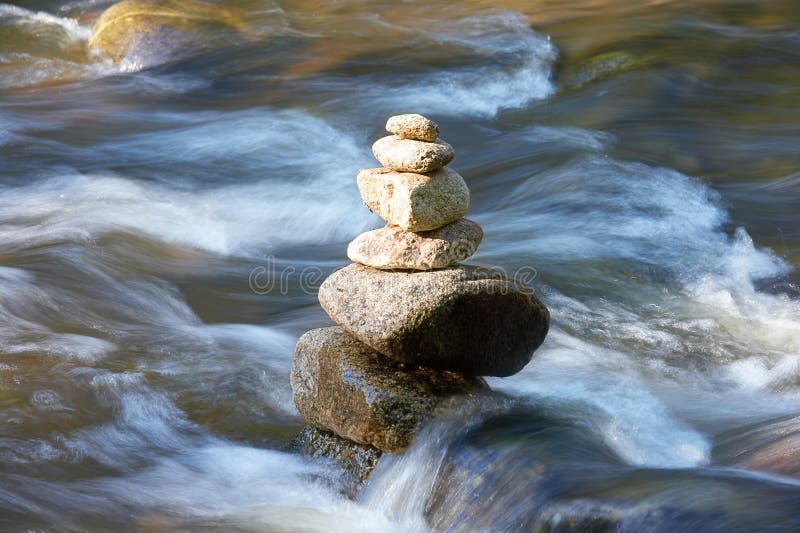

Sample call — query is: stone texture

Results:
[372,135,454,173]
[714,414,800,479]
[289,425,381,497]
[347,219,483,270]
[291,327,487,452]
[385,114,440,142]
[318,264,549,376]
[88,0,244,67]
[357,167,469,231]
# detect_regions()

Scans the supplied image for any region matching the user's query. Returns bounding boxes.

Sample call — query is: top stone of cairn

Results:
[386,114,440,142]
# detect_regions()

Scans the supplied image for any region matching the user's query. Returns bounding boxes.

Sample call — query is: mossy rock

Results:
[562,50,653,90]
[289,425,382,497]
[88,0,247,68]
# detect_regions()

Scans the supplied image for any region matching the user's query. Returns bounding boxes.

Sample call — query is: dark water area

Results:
[1,0,800,530]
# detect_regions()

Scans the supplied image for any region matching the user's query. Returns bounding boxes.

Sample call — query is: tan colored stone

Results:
[347,219,482,270]
[385,114,440,142]
[88,0,246,66]
[290,327,487,453]
[372,135,454,173]
[357,167,469,231]
[318,264,550,377]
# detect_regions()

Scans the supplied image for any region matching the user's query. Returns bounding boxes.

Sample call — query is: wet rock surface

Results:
[88,0,245,68]
[714,414,800,478]
[422,407,799,532]
[291,327,487,452]
[289,425,381,497]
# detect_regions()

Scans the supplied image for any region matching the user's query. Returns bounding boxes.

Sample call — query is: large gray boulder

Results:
[290,327,487,453]
[347,219,483,271]
[318,264,549,376]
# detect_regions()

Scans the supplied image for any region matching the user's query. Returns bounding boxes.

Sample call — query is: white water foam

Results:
[311,10,556,118]
[469,125,799,466]
[0,4,90,41]
[489,328,712,468]
[0,109,375,256]
[377,11,557,117]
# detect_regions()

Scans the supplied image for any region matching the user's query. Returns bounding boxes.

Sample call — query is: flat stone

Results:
[357,167,469,231]
[289,425,381,497]
[291,327,487,452]
[385,114,440,142]
[372,135,454,173]
[347,219,483,270]
[318,265,549,377]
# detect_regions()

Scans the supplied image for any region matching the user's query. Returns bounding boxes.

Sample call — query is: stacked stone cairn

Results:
[290,114,550,493]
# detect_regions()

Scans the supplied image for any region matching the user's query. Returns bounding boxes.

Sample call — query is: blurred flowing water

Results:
[1,0,800,530]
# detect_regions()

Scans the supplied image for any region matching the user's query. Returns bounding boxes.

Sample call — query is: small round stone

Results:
[386,114,440,142]
[372,135,454,173]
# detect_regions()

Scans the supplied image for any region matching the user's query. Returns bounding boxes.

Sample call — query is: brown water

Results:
[1,0,800,530]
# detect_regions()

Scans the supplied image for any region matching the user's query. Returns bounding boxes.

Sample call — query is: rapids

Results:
[1,0,799,530]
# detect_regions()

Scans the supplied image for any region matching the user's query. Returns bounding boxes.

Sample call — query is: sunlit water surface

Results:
[1,0,800,530]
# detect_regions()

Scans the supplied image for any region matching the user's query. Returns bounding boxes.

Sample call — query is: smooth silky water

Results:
[1,0,799,530]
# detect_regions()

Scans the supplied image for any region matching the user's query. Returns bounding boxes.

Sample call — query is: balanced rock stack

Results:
[290,114,550,491]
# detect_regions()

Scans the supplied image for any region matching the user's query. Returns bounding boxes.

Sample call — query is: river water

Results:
[1,0,799,530]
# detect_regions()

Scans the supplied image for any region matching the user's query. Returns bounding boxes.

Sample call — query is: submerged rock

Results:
[290,327,487,453]
[562,50,648,90]
[714,414,800,479]
[347,219,483,270]
[357,166,469,231]
[422,408,736,532]
[386,114,440,142]
[372,135,454,173]
[88,0,246,69]
[318,264,549,376]
[290,425,381,496]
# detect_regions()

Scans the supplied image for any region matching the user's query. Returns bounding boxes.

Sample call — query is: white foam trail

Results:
[383,11,556,117]
[0,4,90,41]
[469,126,799,464]
[0,267,118,362]
[0,109,374,256]
[78,444,405,532]
[489,328,712,468]
[326,10,556,118]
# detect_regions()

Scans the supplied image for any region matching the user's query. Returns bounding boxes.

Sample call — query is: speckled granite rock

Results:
[290,327,487,452]
[347,219,483,270]
[386,114,440,142]
[289,425,381,497]
[372,135,454,173]
[318,264,549,376]
[357,167,469,231]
